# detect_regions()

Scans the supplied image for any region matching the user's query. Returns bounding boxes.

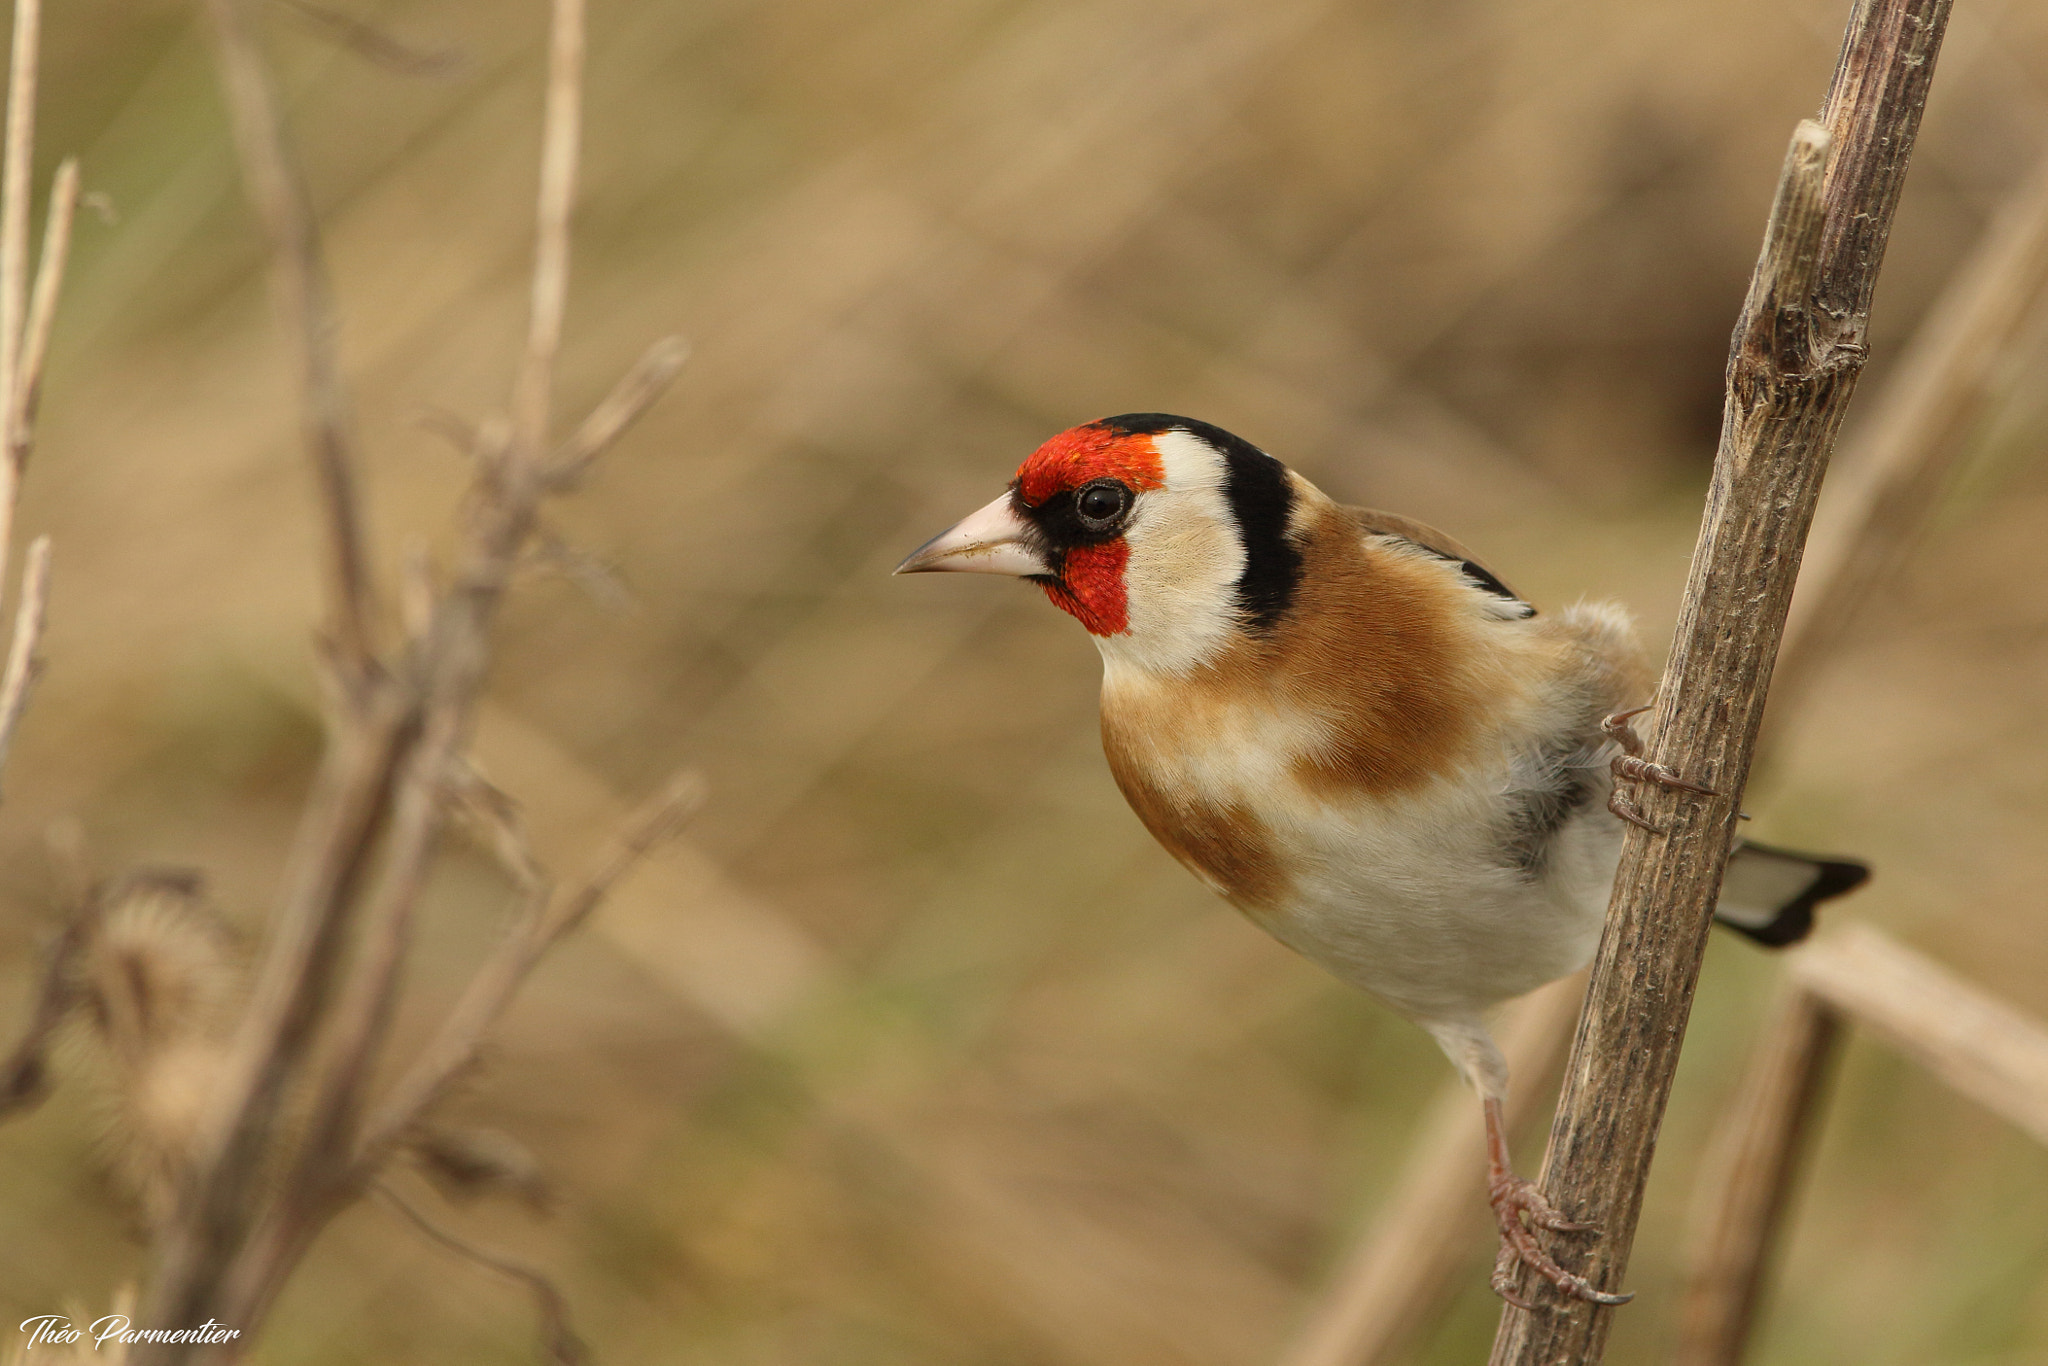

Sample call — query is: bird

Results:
[896,412,1869,1306]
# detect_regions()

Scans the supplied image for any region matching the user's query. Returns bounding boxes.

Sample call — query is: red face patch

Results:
[1013,422,1168,638]
[1040,542,1130,635]
[1014,422,1167,507]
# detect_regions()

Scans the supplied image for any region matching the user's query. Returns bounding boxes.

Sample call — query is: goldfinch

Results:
[897,414,1867,1305]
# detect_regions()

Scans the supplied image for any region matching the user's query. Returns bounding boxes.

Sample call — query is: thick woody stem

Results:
[1487,2,1952,1361]
[1768,153,2048,732]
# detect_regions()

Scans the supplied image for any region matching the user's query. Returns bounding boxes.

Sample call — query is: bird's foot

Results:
[1601,705,1715,835]
[1487,1172,1632,1308]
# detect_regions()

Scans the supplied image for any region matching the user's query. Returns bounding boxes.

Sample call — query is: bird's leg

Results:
[1484,1097,1632,1308]
[1601,704,1716,835]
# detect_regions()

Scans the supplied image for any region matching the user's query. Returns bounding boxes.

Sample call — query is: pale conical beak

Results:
[894,492,1049,577]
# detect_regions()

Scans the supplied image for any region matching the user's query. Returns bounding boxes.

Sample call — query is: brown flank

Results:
[1095,497,1523,910]
[1099,747,1291,910]
[1222,499,1498,799]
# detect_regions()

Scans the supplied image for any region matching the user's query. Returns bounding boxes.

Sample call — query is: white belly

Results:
[1242,776,1621,1027]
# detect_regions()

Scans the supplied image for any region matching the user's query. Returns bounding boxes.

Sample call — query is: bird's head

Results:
[897,414,1304,674]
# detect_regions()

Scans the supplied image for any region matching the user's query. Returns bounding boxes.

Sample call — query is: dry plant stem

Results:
[0,862,98,1117]
[509,0,583,466]
[219,772,701,1336]
[0,0,40,613]
[1671,160,2048,1366]
[1278,976,1583,1366]
[138,696,418,1349]
[355,770,705,1172]
[283,0,592,1211]
[0,534,51,789]
[13,157,77,454]
[0,0,40,436]
[373,1184,587,1366]
[546,334,689,487]
[1488,2,1951,1359]
[272,0,465,78]
[1673,987,1841,1366]
[202,0,375,676]
[1287,147,2027,1354]
[145,0,685,1340]
[1789,926,2048,1146]
[1768,150,2048,730]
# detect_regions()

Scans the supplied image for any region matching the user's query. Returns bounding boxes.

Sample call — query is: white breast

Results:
[1260,772,1620,1025]
[1106,665,1620,1028]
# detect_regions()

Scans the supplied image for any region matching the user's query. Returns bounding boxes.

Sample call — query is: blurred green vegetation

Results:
[0,0,2045,1362]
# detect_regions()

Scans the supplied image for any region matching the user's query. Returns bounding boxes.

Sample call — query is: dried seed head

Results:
[63,871,243,1227]
[77,871,236,1071]
[117,1038,236,1229]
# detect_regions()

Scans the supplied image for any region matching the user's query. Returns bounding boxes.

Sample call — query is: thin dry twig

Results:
[1789,926,2048,1145]
[202,0,375,676]
[271,0,465,78]
[445,759,547,895]
[280,0,598,1232]
[1673,986,1841,1366]
[1490,2,1952,1358]
[0,886,97,1118]
[373,1183,587,1366]
[544,335,689,488]
[0,0,41,438]
[509,0,584,466]
[137,0,689,1350]
[414,407,482,459]
[356,770,705,1170]
[407,1125,553,1212]
[0,0,41,612]
[12,157,78,458]
[523,527,634,614]
[0,534,52,789]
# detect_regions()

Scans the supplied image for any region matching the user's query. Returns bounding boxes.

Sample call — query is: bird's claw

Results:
[1607,789,1664,834]
[1613,753,1714,796]
[1598,704,1654,742]
[1491,1245,1538,1311]
[1602,705,1715,836]
[1488,1173,1634,1308]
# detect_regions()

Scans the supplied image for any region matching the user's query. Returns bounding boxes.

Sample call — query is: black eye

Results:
[1074,480,1131,530]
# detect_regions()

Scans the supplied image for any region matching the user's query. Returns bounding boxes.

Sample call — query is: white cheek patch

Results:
[1098,430,1246,676]
[1152,428,1231,495]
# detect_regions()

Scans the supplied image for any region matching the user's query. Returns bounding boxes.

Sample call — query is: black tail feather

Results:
[1712,841,1870,948]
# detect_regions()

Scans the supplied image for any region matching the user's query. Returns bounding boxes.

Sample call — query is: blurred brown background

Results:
[1,0,2046,1361]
